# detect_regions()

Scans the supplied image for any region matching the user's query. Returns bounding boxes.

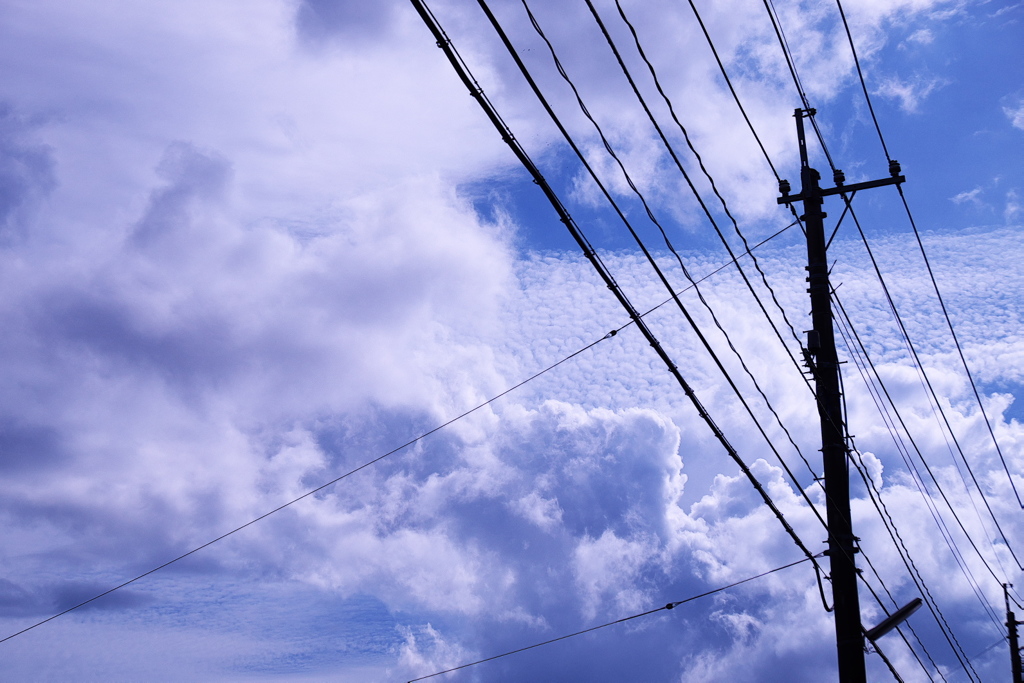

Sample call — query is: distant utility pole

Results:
[778,108,904,683]
[1007,584,1023,683]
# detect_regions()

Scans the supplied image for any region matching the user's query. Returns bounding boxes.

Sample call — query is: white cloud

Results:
[1004,99,1024,130]
[0,0,1017,681]
[1006,188,1021,223]
[905,28,935,45]
[951,187,982,204]
[875,74,944,113]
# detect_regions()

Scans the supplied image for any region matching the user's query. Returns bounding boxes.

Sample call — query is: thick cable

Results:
[860,550,942,682]
[869,635,906,683]
[766,23,1019,559]
[849,447,988,681]
[846,205,1022,569]
[514,9,899,619]
[848,447,979,681]
[835,297,1010,622]
[835,285,1013,585]
[638,220,799,321]
[898,186,1023,508]
[756,5,1007,674]
[507,0,827,515]
[606,0,807,365]
[406,555,818,682]
[841,332,1007,636]
[682,0,778,179]
[832,0,1022,509]
[762,0,1021,571]
[838,343,979,676]
[758,12,991,673]
[488,0,823,493]
[411,0,823,575]
[0,323,626,645]
[833,0,891,161]
[1,192,803,646]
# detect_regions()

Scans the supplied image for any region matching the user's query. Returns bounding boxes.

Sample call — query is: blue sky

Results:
[0,0,1022,681]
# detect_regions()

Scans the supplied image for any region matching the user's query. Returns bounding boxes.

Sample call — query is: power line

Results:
[682,0,779,179]
[835,291,1014,594]
[849,445,989,681]
[765,0,1022,560]
[411,1,1011,679]
[532,6,971,673]
[0,324,624,645]
[832,0,1023,510]
[415,0,825,577]
[601,0,809,377]
[900,188,1023,508]
[0,136,799,646]
[846,205,1022,570]
[505,0,828,517]
[677,5,1003,673]
[859,551,943,682]
[405,555,818,682]
[832,0,891,162]
[757,8,997,676]
[836,304,1008,630]
[494,8,917,662]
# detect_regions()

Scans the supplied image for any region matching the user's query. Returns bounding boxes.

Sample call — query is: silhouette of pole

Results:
[778,108,904,682]
[1007,584,1023,683]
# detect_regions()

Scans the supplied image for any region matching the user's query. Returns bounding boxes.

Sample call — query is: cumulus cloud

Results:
[0,0,1017,681]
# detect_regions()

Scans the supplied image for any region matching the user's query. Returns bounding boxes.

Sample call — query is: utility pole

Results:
[778,108,904,683]
[1007,584,1023,683]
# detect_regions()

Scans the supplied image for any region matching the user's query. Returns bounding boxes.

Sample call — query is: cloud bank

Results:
[0,1,1020,682]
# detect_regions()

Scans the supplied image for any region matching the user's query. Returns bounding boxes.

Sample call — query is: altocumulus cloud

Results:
[0,0,1022,682]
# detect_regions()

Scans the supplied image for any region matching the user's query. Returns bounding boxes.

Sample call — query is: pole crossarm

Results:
[778,175,906,205]
[778,107,910,683]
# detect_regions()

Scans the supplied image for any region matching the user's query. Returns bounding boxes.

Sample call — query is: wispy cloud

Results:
[1004,98,1024,131]
[0,0,1017,681]
[1006,188,1021,222]
[875,74,945,112]
[950,187,982,204]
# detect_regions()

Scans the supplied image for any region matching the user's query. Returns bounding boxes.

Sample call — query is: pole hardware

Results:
[777,107,907,683]
[864,598,923,642]
[1006,584,1023,683]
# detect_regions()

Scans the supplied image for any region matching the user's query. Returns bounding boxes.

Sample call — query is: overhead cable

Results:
[753,7,994,675]
[499,0,827,513]
[410,0,824,575]
[600,0,808,375]
[682,0,779,178]
[761,0,1021,570]
[0,322,624,644]
[833,0,1023,509]
[846,206,1022,570]
[0,193,800,647]
[835,294,1012,612]
[859,552,943,682]
[848,445,988,681]
[406,555,818,682]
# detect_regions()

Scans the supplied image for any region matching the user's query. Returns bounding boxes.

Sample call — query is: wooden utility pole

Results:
[1007,584,1023,683]
[778,108,904,683]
